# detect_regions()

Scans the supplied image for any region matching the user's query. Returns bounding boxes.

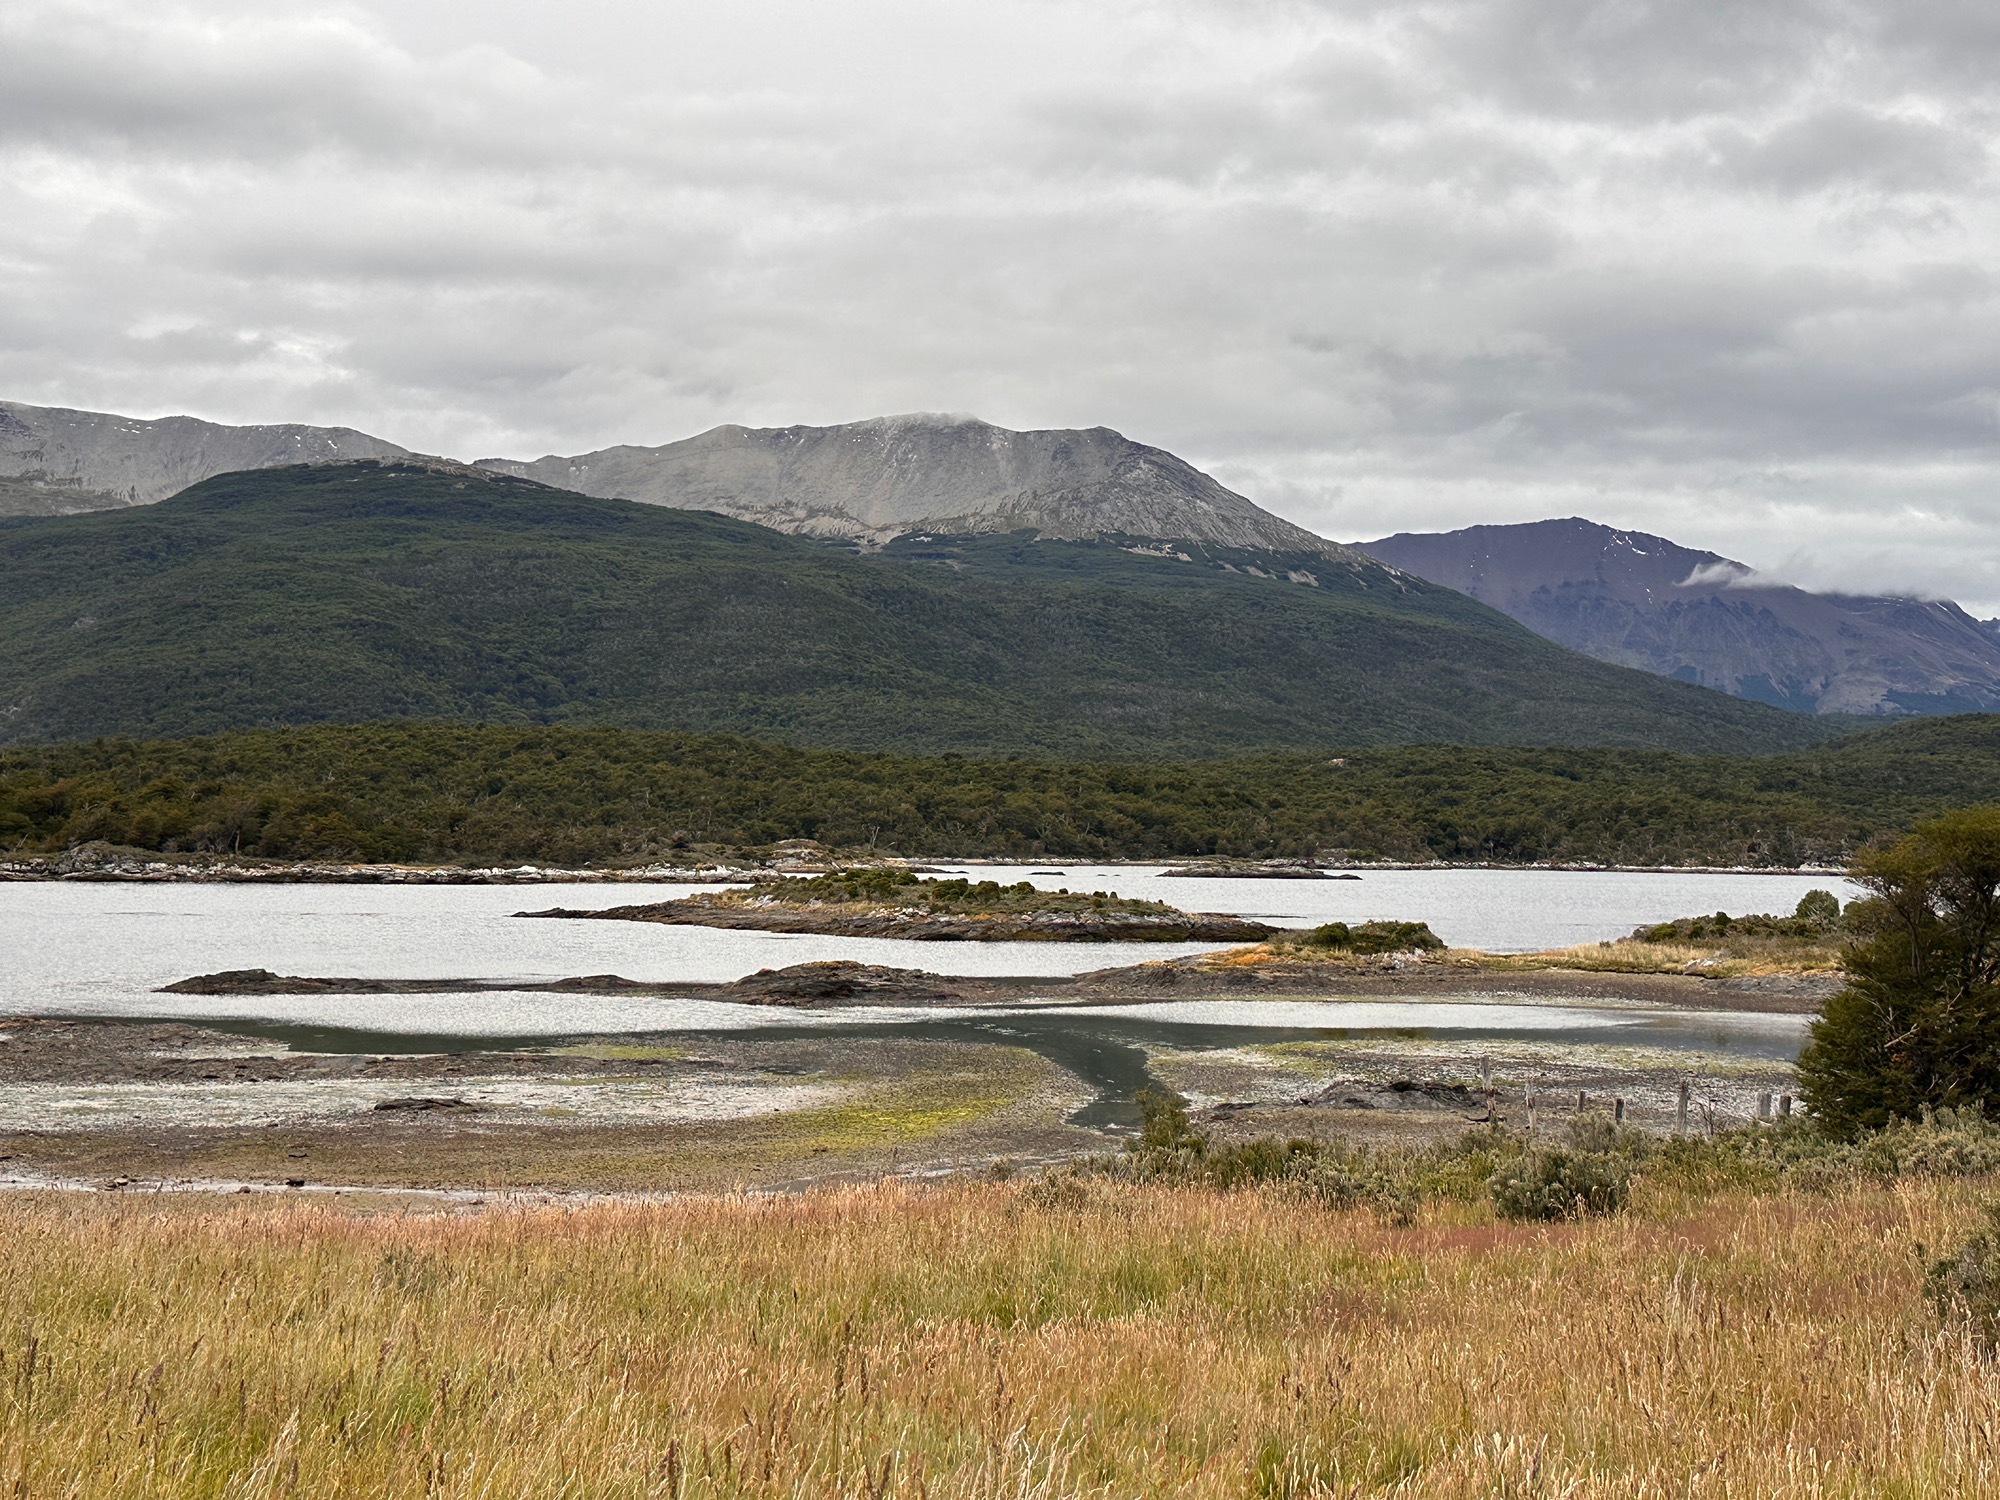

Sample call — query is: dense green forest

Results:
[4,715,1995,868]
[0,461,1838,755]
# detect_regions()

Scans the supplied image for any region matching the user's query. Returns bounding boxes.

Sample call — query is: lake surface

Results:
[937,864,1857,951]
[3,869,1855,1036]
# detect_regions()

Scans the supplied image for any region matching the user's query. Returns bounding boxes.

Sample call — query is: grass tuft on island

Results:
[763,867,1172,914]
[1210,897,1849,979]
[526,867,1278,942]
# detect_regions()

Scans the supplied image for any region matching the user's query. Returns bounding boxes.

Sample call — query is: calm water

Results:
[2,869,1855,1036]
[939,864,1857,951]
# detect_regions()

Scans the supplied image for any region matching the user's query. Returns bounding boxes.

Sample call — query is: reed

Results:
[1,1177,1995,1497]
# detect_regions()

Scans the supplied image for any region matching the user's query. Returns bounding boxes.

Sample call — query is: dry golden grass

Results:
[3,1177,1999,1497]
[1494,939,1843,978]
[1206,937,1841,978]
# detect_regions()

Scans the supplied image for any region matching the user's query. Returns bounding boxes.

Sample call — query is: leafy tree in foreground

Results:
[1798,807,2000,1134]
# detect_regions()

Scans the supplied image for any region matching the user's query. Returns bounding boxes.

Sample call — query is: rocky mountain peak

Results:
[1361,517,2000,716]
[476,415,1345,555]
[0,399,410,517]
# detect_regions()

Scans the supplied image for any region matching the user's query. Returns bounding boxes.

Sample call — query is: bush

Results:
[1294,919,1444,954]
[1088,1091,2000,1223]
[1633,905,1840,943]
[1926,1200,2000,1353]
[1130,1087,1204,1157]
[1489,1147,1632,1221]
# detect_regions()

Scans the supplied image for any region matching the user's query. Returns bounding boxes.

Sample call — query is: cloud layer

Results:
[4,0,1999,608]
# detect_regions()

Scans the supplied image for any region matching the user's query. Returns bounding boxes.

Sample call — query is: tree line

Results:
[3,715,1997,868]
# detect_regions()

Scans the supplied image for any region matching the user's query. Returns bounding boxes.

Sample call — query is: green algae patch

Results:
[744,1048,1049,1157]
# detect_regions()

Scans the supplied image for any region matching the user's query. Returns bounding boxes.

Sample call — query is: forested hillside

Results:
[0,461,1837,755]
[5,715,1994,868]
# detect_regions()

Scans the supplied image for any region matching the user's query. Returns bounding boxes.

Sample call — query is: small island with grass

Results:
[1123,895,1853,1019]
[524,867,1281,941]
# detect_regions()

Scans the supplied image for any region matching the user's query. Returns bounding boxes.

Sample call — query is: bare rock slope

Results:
[1360,518,2000,717]
[477,413,1341,554]
[0,400,409,517]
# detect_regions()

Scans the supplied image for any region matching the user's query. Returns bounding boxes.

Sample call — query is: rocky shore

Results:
[1157,861,1361,880]
[0,852,745,884]
[159,961,986,1008]
[520,898,1277,942]
[155,951,1839,1012]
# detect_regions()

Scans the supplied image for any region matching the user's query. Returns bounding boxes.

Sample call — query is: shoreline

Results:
[1,855,1854,883]
[149,953,1839,1013]
[0,949,1828,1194]
[521,898,1278,943]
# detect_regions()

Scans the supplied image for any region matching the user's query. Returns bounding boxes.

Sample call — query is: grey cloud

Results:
[2,0,1999,609]
[1710,105,1989,194]
[1402,0,1850,122]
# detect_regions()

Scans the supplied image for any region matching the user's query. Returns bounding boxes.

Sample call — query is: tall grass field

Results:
[4,1176,1998,1497]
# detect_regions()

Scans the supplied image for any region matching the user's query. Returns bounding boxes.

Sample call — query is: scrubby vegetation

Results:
[1105,1088,2000,1226]
[1927,1198,2000,1353]
[1634,889,1845,944]
[3,713,1997,867]
[1267,919,1446,956]
[1546,889,1858,973]
[1485,1137,1634,1221]
[732,868,1176,917]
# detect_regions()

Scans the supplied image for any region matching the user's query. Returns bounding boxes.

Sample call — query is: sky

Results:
[4,0,2000,610]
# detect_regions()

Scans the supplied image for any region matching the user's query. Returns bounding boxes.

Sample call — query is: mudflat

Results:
[156,952,1838,1011]
[0,945,1822,1196]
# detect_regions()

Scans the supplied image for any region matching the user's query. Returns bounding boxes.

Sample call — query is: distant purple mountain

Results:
[1358,518,2000,717]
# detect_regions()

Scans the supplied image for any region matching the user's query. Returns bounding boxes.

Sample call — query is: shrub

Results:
[1294,919,1443,954]
[1926,1200,2000,1354]
[1859,1109,2000,1178]
[1489,1147,1632,1221]
[1633,905,1840,943]
[1130,1086,1204,1156]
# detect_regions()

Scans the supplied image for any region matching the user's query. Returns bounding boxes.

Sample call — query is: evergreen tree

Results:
[1798,807,2000,1134]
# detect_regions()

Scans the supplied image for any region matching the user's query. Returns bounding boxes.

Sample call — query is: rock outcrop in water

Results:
[522,899,1277,943]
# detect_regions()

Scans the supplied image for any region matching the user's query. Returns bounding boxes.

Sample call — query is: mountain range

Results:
[0,399,1328,554]
[0,399,407,516]
[0,460,1837,754]
[474,414,1332,554]
[1,395,1993,727]
[1360,520,2000,718]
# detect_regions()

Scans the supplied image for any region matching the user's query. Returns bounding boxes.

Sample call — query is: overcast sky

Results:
[5,0,2000,609]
